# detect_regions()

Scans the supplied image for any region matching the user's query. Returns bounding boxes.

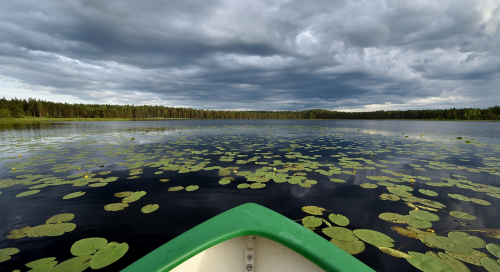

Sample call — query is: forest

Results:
[1,97,499,120]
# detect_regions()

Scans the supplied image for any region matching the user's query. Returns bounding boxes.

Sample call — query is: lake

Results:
[1,120,500,272]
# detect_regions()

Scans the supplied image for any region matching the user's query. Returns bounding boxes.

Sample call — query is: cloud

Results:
[0,0,499,111]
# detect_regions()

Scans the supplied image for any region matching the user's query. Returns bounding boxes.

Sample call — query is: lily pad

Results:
[330,178,346,183]
[122,191,146,203]
[406,251,453,272]
[302,216,322,228]
[448,194,471,201]
[26,223,76,237]
[470,198,491,206]
[16,190,41,197]
[104,203,129,211]
[328,214,350,227]
[63,191,85,200]
[0,247,20,263]
[379,247,410,258]
[90,242,129,269]
[409,210,440,221]
[404,215,433,229]
[360,183,378,189]
[168,186,184,191]
[141,204,159,214]
[330,238,365,255]
[481,257,500,272]
[424,236,472,253]
[71,238,108,256]
[46,213,75,224]
[448,232,486,249]
[379,213,410,224]
[185,185,199,191]
[322,227,359,242]
[50,255,91,272]
[445,249,487,266]
[353,229,395,247]
[391,226,419,239]
[250,182,266,189]
[302,206,326,215]
[486,243,500,258]
[449,211,476,220]
[114,191,133,197]
[237,183,250,189]
[26,257,57,268]
[436,252,470,272]
[419,189,438,197]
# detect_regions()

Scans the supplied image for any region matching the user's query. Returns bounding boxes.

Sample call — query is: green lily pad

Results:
[63,191,85,200]
[449,211,476,220]
[379,193,400,201]
[379,213,410,224]
[302,206,326,215]
[26,257,57,268]
[122,191,146,203]
[379,247,410,258]
[448,194,471,201]
[353,229,395,247]
[445,249,487,266]
[481,257,500,272]
[330,178,346,183]
[419,189,438,197]
[470,198,491,206]
[448,232,486,249]
[90,242,129,269]
[436,252,470,272]
[237,183,250,189]
[0,247,20,263]
[322,227,359,242]
[141,204,159,214]
[486,243,500,258]
[168,186,184,191]
[328,214,350,226]
[360,183,378,189]
[404,215,433,229]
[250,182,266,189]
[46,213,75,224]
[50,255,91,272]
[185,185,199,191]
[71,238,108,256]
[302,216,322,228]
[406,251,453,272]
[16,190,41,197]
[104,203,129,211]
[390,226,419,239]
[330,238,365,255]
[424,236,472,253]
[418,199,446,209]
[114,191,133,197]
[26,223,76,237]
[409,210,440,221]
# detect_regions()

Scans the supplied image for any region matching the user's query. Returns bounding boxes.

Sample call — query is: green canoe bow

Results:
[121,203,374,272]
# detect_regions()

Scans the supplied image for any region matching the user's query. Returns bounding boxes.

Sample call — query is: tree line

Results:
[1,97,499,120]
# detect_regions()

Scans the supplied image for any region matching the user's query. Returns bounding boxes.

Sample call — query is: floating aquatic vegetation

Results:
[378,247,410,258]
[250,182,266,189]
[0,247,20,263]
[409,210,440,221]
[104,203,129,211]
[168,186,184,191]
[122,191,146,203]
[448,194,471,201]
[302,206,326,215]
[49,255,91,272]
[25,257,58,270]
[63,191,86,199]
[323,227,358,242]
[15,189,41,197]
[302,216,322,228]
[71,238,108,256]
[481,257,500,272]
[353,229,395,248]
[406,251,453,272]
[330,239,365,255]
[424,236,472,253]
[237,183,250,189]
[445,249,487,266]
[46,213,75,224]
[141,204,159,214]
[328,214,349,227]
[448,232,486,249]
[185,185,199,191]
[360,183,378,189]
[90,242,129,269]
[486,243,500,258]
[379,213,410,224]
[419,189,438,197]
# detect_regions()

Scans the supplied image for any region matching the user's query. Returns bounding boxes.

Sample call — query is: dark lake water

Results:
[1,120,499,272]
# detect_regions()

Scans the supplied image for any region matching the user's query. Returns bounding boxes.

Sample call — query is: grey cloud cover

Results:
[0,0,499,111]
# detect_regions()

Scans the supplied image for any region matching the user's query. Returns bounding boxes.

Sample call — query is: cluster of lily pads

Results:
[1,237,128,272]
[7,213,76,240]
[1,125,500,271]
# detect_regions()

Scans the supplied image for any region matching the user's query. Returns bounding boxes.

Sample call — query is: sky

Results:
[0,0,499,112]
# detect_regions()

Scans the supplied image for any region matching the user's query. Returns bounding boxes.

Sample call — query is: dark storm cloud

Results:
[0,0,499,111]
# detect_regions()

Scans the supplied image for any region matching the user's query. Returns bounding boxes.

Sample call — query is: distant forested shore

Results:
[1,97,499,120]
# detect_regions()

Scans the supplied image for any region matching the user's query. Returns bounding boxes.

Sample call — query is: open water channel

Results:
[1,120,500,272]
